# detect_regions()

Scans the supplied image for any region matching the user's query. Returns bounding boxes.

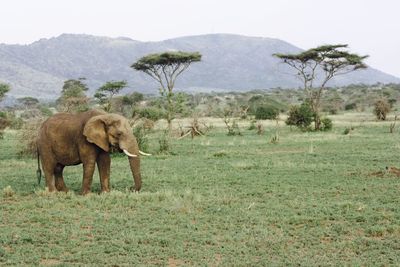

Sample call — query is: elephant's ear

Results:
[83,115,110,152]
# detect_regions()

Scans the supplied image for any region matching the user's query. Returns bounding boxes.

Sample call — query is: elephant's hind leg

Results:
[54,164,68,192]
[42,160,57,192]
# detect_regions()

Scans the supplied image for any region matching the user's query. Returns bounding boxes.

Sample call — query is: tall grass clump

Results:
[17,118,44,157]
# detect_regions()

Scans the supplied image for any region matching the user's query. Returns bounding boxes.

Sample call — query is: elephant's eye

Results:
[112,131,122,138]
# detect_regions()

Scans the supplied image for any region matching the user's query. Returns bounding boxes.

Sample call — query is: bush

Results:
[132,119,154,152]
[345,103,357,110]
[133,107,165,121]
[248,120,256,130]
[158,130,170,153]
[39,106,53,117]
[255,106,279,120]
[374,99,390,121]
[320,118,333,131]
[0,112,10,139]
[17,118,44,157]
[285,102,314,130]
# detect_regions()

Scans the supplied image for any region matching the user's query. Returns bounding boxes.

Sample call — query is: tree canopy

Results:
[94,80,127,112]
[131,51,201,93]
[131,51,201,128]
[57,78,89,112]
[274,44,368,89]
[274,44,368,130]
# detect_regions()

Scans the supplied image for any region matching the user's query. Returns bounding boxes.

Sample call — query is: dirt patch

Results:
[367,166,400,178]
[40,259,61,266]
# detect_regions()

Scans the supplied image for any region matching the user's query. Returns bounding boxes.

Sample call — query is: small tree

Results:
[275,44,368,130]
[255,106,279,120]
[0,83,10,102]
[374,99,391,121]
[94,80,127,112]
[286,102,314,130]
[0,83,11,138]
[17,97,39,109]
[57,78,89,113]
[131,51,201,130]
[122,92,144,107]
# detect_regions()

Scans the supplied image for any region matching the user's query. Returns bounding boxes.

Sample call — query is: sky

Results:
[1,0,399,77]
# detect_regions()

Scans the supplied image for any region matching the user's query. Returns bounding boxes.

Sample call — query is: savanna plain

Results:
[1,114,400,266]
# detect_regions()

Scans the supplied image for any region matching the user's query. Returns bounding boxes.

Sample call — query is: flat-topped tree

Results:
[131,51,201,129]
[274,44,368,130]
[95,80,127,112]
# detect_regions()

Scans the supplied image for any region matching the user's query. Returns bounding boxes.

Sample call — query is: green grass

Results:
[1,115,400,265]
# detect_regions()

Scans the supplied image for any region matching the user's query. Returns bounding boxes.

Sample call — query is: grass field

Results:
[1,113,400,266]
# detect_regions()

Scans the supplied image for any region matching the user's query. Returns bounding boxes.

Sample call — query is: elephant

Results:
[37,109,148,194]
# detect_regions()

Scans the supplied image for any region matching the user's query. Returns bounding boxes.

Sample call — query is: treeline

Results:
[4,82,400,122]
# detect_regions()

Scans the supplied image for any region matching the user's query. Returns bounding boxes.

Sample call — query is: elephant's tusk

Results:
[123,149,138,157]
[139,150,152,156]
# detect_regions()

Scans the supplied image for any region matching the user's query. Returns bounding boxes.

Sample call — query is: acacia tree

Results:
[94,80,127,112]
[274,45,368,130]
[57,78,89,112]
[131,51,201,129]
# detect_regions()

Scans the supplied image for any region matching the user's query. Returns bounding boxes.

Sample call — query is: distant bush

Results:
[133,107,165,121]
[248,96,287,114]
[248,120,256,130]
[345,103,357,110]
[158,130,170,153]
[388,98,397,108]
[320,118,333,131]
[285,102,314,130]
[39,106,53,117]
[17,119,44,157]
[0,117,10,139]
[255,106,279,120]
[343,126,355,135]
[374,99,390,121]
[132,119,154,152]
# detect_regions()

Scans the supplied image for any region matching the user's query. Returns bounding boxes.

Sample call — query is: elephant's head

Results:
[83,114,142,191]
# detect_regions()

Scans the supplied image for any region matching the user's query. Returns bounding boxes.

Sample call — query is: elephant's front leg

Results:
[54,164,68,192]
[81,159,96,195]
[97,152,111,193]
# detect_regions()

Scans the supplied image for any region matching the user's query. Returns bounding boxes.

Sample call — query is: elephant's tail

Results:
[36,147,42,185]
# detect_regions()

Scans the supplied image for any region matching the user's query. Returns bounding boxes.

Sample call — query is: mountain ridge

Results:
[0,33,399,99]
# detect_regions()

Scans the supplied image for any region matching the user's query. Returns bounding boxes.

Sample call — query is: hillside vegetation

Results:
[1,34,399,98]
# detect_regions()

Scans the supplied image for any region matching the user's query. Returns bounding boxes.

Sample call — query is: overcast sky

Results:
[1,0,399,77]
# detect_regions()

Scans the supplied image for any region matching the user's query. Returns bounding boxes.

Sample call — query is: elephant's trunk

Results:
[128,155,141,191]
[120,135,142,191]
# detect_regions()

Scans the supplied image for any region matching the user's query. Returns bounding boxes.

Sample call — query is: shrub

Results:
[343,126,354,135]
[248,120,256,130]
[132,119,154,151]
[0,113,10,139]
[223,117,241,136]
[345,103,357,110]
[17,118,44,157]
[374,99,390,120]
[158,130,170,153]
[255,106,279,120]
[320,118,333,131]
[285,102,314,130]
[388,98,397,108]
[133,107,165,121]
[39,106,53,117]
